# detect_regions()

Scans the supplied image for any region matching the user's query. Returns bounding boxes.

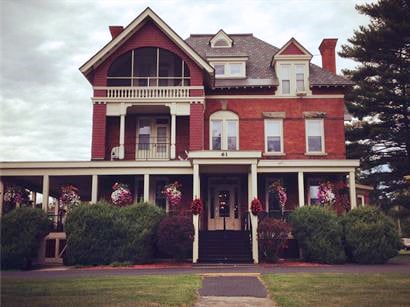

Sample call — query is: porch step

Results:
[199,231,253,263]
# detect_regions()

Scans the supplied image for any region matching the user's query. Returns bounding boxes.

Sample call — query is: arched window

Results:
[107,47,190,87]
[209,111,239,150]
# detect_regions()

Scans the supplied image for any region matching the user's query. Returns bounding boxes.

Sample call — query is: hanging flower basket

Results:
[318,181,336,208]
[251,197,263,216]
[191,198,203,215]
[60,184,81,212]
[111,183,133,207]
[162,181,182,208]
[269,180,288,218]
[4,186,29,207]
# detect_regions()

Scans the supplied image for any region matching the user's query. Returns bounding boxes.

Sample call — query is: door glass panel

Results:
[156,126,168,153]
[227,120,237,150]
[138,119,151,150]
[212,120,222,150]
[218,190,230,217]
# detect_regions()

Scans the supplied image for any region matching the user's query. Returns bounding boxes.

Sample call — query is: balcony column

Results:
[170,113,176,160]
[192,163,200,263]
[249,163,259,264]
[143,174,150,203]
[119,113,125,160]
[0,177,4,217]
[349,171,357,209]
[298,171,305,207]
[91,175,98,204]
[42,175,49,212]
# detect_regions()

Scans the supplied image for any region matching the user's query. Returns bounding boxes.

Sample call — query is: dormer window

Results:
[280,64,291,94]
[210,61,246,78]
[210,30,233,48]
[296,64,305,91]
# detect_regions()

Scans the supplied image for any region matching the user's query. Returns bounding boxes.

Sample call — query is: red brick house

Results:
[0,8,372,263]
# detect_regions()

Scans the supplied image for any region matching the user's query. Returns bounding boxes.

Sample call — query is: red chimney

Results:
[319,39,338,74]
[109,26,124,39]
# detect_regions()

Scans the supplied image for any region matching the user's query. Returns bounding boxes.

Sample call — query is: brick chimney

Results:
[109,26,124,39]
[319,38,338,74]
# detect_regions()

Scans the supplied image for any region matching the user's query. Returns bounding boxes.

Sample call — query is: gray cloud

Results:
[0,0,371,161]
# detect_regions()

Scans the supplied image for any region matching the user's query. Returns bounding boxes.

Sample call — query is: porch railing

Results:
[47,214,65,232]
[136,142,170,160]
[93,86,203,100]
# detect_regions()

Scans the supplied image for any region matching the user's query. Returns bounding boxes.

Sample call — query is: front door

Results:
[208,183,241,231]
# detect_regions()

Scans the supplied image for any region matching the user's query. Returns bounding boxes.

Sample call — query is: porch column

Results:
[0,177,4,217]
[143,173,150,202]
[91,175,98,204]
[249,163,259,264]
[42,175,49,212]
[298,171,305,207]
[119,113,125,160]
[170,113,176,160]
[192,163,200,263]
[349,171,357,209]
[31,192,37,208]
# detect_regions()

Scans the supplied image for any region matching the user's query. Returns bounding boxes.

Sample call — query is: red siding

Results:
[91,104,107,160]
[281,42,305,55]
[204,98,346,159]
[91,20,204,89]
[176,116,190,159]
[190,104,204,151]
[125,115,136,160]
[105,116,119,160]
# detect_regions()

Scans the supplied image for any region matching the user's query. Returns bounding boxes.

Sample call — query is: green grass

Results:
[262,273,410,307]
[1,275,201,307]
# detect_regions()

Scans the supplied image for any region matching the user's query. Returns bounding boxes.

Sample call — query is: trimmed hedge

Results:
[1,208,51,270]
[341,207,401,264]
[258,218,291,263]
[64,202,164,265]
[289,206,346,264]
[157,216,194,261]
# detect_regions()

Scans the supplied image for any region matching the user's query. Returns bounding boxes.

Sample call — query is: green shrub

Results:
[157,216,194,261]
[64,202,164,265]
[1,208,51,270]
[289,206,346,264]
[258,218,291,263]
[341,207,402,264]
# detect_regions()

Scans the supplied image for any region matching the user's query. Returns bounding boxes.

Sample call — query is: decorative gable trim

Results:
[272,38,313,65]
[210,30,233,48]
[79,7,214,76]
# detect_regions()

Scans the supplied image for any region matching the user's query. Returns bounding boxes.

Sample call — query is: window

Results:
[210,111,239,150]
[357,195,365,207]
[108,47,190,87]
[210,62,245,78]
[306,119,324,153]
[136,117,170,159]
[265,119,283,153]
[280,64,291,94]
[296,64,305,91]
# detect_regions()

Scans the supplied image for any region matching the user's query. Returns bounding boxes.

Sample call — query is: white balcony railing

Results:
[93,86,204,100]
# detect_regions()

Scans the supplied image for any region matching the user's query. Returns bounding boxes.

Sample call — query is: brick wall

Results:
[204,97,346,159]
[91,104,107,160]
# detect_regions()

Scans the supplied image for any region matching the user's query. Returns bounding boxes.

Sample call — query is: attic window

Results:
[210,30,233,48]
[210,62,246,78]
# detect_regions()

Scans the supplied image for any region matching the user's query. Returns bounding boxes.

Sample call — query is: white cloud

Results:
[0,0,372,161]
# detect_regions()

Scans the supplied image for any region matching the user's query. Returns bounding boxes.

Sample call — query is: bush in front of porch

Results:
[1,208,52,270]
[258,218,291,263]
[341,207,402,264]
[64,202,164,265]
[290,206,346,264]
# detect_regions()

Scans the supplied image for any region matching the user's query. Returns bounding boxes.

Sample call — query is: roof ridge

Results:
[189,33,253,37]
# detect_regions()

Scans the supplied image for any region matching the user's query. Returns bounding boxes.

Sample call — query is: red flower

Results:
[251,197,263,216]
[191,198,203,215]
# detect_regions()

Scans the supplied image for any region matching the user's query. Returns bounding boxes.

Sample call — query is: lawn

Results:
[1,275,201,307]
[262,273,410,307]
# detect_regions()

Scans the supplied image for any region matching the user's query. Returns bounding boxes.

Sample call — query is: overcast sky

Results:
[0,0,372,162]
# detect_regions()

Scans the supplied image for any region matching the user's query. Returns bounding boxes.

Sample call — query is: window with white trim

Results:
[210,111,239,150]
[306,119,325,153]
[265,119,283,153]
[280,64,291,94]
[211,62,246,78]
[296,64,305,91]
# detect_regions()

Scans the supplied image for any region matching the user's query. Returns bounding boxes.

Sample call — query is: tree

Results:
[339,0,410,212]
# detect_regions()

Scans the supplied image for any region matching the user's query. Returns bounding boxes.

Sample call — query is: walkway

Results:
[195,273,274,307]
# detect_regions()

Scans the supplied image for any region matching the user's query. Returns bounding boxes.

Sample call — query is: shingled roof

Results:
[185,33,352,88]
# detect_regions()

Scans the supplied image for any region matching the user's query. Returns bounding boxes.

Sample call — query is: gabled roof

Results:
[79,7,214,77]
[209,29,233,48]
[272,38,313,64]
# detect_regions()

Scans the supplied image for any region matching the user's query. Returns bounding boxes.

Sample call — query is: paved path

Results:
[195,274,274,307]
